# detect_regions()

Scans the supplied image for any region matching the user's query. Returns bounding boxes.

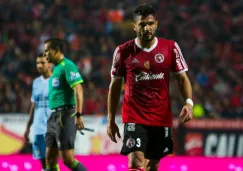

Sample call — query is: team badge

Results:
[126,137,136,148]
[52,78,59,87]
[154,53,164,63]
[144,61,150,69]
[127,123,135,132]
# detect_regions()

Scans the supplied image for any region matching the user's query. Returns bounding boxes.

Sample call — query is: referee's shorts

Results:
[45,105,76,150]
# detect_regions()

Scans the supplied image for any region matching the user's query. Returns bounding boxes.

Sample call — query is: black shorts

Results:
[45,108,77,150]
[121,123,173,160]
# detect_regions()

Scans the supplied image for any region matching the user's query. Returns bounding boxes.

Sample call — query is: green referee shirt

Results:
[48,57,83,109]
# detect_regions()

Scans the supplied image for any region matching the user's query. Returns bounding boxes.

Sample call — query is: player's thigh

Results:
[121,123,147,166]
[32,134,46,160]
[45,112,58,149]
[145,126,173,160]
[56,108,77,150]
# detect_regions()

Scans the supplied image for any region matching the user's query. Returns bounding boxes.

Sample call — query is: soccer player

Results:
[44,38,87,171]
[24,53,52,171]
[107,4,193,171]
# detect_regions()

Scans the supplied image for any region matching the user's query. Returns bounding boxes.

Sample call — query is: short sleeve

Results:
[31,82,35,102]
[65,63,84,88]
[171,42,188,73]
[110,46,125,78]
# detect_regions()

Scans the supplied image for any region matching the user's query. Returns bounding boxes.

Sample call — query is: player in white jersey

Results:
[24,53,52,171]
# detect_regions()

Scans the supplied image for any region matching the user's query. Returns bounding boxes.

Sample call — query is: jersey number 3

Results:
[136,138,141,147]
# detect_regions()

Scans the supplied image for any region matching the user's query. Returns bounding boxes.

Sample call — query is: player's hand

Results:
[179,103,193,123]
[107,121,121,143]
[24,128,30,143]
[75,116,85,130]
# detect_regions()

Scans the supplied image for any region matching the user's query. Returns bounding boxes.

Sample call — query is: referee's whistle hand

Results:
[75,117,85,130]
[107,122,121,143]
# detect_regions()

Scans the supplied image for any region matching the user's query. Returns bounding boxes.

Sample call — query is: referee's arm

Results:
[72,83,84,114]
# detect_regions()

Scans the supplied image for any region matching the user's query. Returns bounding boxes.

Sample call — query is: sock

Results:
[46,164,60,171]
[128,168,144,171]
[71,159,87,171]
[46,165,51,171]
[52,164,60,171]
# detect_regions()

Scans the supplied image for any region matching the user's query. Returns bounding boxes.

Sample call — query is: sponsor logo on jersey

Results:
[126,137,136,148]
[131,58,139,64]
[144,61,150,69]
[52,78,59,87]
[163,147,169,153]
[154,53,164,63]
[135,72,164,82]
[127,123,135,132]
[69,72,81,81]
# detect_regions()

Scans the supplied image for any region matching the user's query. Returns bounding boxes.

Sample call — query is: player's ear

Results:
[155,20,158,29]
[132,22,136,31]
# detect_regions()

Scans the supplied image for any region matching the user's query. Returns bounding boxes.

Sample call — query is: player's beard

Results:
[140,32,155,43]
[47,55,55,64]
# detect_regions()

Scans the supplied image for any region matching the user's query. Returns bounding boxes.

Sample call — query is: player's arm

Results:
[107,77,122,143]
[176,72,193,122]
[171,41,193,122]
[176,72,192,101]
[24,102,35,142]
[107,46,124,143]
[65,62,85,130]
[107,77,123,123]
[72,83,84,115]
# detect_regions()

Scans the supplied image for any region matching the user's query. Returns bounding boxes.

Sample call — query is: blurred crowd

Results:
[0,0,242,118]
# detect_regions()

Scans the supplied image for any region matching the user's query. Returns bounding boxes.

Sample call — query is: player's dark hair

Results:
[133,3,156,21]
[37,53,46,58]
[44,37,64,53]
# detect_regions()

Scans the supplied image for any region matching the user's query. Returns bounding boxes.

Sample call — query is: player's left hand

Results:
[75,116,85,130]
[179,103,193,123]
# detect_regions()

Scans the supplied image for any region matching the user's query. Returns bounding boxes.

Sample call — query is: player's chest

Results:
[33,83,48,100]
[125,49,171,72]
[50,69,65,88]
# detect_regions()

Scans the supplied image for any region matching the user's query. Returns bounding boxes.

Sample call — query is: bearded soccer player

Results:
[24,53,52,171]
[107,4,193,171]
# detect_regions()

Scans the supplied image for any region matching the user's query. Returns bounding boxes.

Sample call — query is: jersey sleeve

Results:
[171,41,188,73]
[110,46,125,78]
[64,62,84,88]
[31,81,35,102]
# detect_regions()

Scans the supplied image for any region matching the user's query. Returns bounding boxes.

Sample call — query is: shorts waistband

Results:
[51,105,75,113]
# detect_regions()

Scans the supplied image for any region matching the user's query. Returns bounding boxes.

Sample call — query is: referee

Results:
[44,38,86,171]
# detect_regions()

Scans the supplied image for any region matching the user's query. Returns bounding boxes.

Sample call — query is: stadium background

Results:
[0,0,242,170]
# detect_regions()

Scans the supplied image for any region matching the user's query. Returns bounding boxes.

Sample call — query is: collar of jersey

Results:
[135,37,158,52]
[56,57,65,65]
[40,75,49,81]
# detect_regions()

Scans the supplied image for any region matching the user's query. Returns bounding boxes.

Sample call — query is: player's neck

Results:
[43,71,52,79]
[55,54,64,65]
[137,37,156,49]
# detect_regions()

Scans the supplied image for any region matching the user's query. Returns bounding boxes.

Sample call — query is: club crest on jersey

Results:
[154,53,164,63]
[127,123,135,131]
[52,78,59,87]
[144,61,150,69]
[126,137,136,148]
